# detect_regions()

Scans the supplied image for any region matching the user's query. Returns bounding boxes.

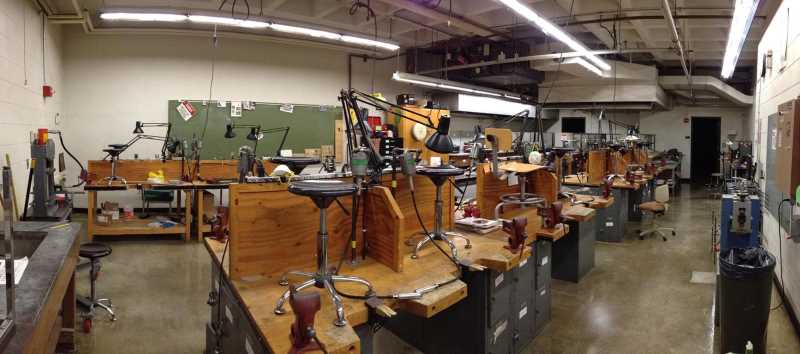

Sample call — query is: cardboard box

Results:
[321,145,335,158]
[304,148,322,160]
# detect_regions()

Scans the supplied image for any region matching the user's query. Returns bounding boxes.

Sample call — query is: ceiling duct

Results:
[658,76,753,106]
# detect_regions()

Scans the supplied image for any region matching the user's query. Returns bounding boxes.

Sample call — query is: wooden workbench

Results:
[204,227,531,354]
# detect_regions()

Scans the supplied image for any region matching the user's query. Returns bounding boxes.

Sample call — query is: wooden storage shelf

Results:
[92,217,187,236]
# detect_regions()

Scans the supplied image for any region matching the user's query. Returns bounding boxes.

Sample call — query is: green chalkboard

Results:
[167,100,341,160]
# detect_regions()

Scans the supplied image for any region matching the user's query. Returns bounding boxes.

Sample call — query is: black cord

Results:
[53,132,86,188]
[311,333,329,354]
[771,198,792,311]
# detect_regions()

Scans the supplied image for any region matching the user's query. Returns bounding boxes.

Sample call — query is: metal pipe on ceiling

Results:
[415,48,672,75]
[661,0,692,85]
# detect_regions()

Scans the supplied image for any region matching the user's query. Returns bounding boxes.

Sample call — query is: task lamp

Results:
[224,123,291,157]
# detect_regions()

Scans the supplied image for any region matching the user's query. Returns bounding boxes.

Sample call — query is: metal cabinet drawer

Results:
[533,286,551,336]
[514,258,534,302]
[487,318,512,354]
[489,275,512,326]
[535,240,552,291]
[512,298,534,353]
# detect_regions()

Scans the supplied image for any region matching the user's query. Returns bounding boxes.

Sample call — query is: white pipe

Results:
[661,0,691,84]
[659,76,753,106]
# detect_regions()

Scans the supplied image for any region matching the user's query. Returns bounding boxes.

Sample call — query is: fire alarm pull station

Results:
[42,85,54,98]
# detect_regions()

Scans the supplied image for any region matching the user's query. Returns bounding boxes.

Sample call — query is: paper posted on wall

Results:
[231,101,243,117]
[280,104,294,113]
[176,101,196,121]
[0,257,29,285]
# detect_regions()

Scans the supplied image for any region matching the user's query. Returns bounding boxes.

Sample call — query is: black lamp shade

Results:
[425,116,454,154]
[133,121,144,134]
[224,124,236,139]
[246,127,260,141]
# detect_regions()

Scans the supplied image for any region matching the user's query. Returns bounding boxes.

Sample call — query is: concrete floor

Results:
[71,185,800,354]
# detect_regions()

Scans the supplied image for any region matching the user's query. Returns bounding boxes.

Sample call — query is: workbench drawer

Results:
[534,240,551,291]
[489,274,512,326]
[514,257,534,303]
[487,318,512,354]
[512,298,534,353]
[533,286,551,336]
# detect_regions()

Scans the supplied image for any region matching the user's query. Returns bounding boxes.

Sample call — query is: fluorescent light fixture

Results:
[341,35,400,51]
[721,0,761,79]
[498,0,610,71]
[100,12,187,22]
[457,94,535,117]
[98,11,398,51]
[569,57,603,76]
[188,15,269,28]
[270,24,342,40]
[393,72,522,101]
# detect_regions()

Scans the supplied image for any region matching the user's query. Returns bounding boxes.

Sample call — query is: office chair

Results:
[637,184,677,241]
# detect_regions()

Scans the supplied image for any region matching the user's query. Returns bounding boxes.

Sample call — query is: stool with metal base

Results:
[274,180,374,327]
[102,145,127,186]
[77,242,115,333]
[410,165,472,260]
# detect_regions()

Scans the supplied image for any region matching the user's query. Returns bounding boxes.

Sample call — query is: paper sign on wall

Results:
[217,100,228,108]
[176,100,196,121]
[231,101,243,117]
[242,101,255,110]
[280,104,294,113]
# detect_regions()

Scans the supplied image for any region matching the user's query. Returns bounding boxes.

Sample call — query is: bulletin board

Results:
[167,100,341,160]
[764,112,791,231]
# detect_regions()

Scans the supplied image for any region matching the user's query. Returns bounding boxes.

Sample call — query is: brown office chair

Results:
[637,184,677,241]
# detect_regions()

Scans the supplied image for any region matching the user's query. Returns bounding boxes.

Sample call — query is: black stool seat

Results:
[103,148,124,157]
[108,144,127,149]
[417,165,464,186]
[272,156,321,174]
[289,181,356,198]
[417,165,464,177]
[550,147,574,157]
[79,243,112,259]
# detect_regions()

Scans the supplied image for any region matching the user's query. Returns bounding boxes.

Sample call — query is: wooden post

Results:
[184,190,191,242]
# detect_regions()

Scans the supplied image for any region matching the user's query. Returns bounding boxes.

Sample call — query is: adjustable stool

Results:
[77,242,115,333]
[274,180,373,326]
[102,145,127,185]
[411,165,472,260]
[270,156,321,175]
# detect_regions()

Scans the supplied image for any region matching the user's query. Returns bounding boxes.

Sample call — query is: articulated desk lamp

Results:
[338,89,470,259]
[101,122,179,185]
[224,123,295,181]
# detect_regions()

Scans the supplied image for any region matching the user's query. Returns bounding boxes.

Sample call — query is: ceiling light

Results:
[188,15,269,29]
[721,0,761,79]
[271,24,342,40]
[100,12,187,22]
[392,72,521,101]
[457,94,535,116]
[341,36,400,51]
[98,11,398,51]
[497,0,610,71]
[570,58,603,76]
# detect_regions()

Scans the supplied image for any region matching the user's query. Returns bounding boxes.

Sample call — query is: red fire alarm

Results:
[42,85,54,98]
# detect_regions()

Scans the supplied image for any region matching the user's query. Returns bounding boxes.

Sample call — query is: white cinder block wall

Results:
[0,0,63,209]
[60,27,423,208]
[639,106,747,179]
[752,0,800,322]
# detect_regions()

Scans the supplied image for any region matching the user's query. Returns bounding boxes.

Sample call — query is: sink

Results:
[0,231,47,259]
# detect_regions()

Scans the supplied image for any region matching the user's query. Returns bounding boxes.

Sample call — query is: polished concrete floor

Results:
[72,185,800,354]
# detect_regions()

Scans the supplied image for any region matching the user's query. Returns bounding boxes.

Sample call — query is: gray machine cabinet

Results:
[561,186,625,242]
[552,219,596,283]
[511,257,535,352]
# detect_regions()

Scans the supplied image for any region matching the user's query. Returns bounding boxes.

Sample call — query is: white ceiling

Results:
[46,0,780,69]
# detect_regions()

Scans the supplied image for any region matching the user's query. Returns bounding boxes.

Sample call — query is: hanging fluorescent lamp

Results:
[188,15,269,29]
[392,72,523,101]
[99,12,399,51]
[497,0,610,71]
[100,12,188,22]
[721,0,761,79]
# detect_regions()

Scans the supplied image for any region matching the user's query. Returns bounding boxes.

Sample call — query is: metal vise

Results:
[288,286,322,354]
[503,216,528,252]
[539,202,564,229]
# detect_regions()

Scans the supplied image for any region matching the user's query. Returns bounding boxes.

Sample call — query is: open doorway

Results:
[690,117,721,185]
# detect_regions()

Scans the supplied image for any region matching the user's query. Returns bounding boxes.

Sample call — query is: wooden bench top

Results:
[204,228,531,354]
